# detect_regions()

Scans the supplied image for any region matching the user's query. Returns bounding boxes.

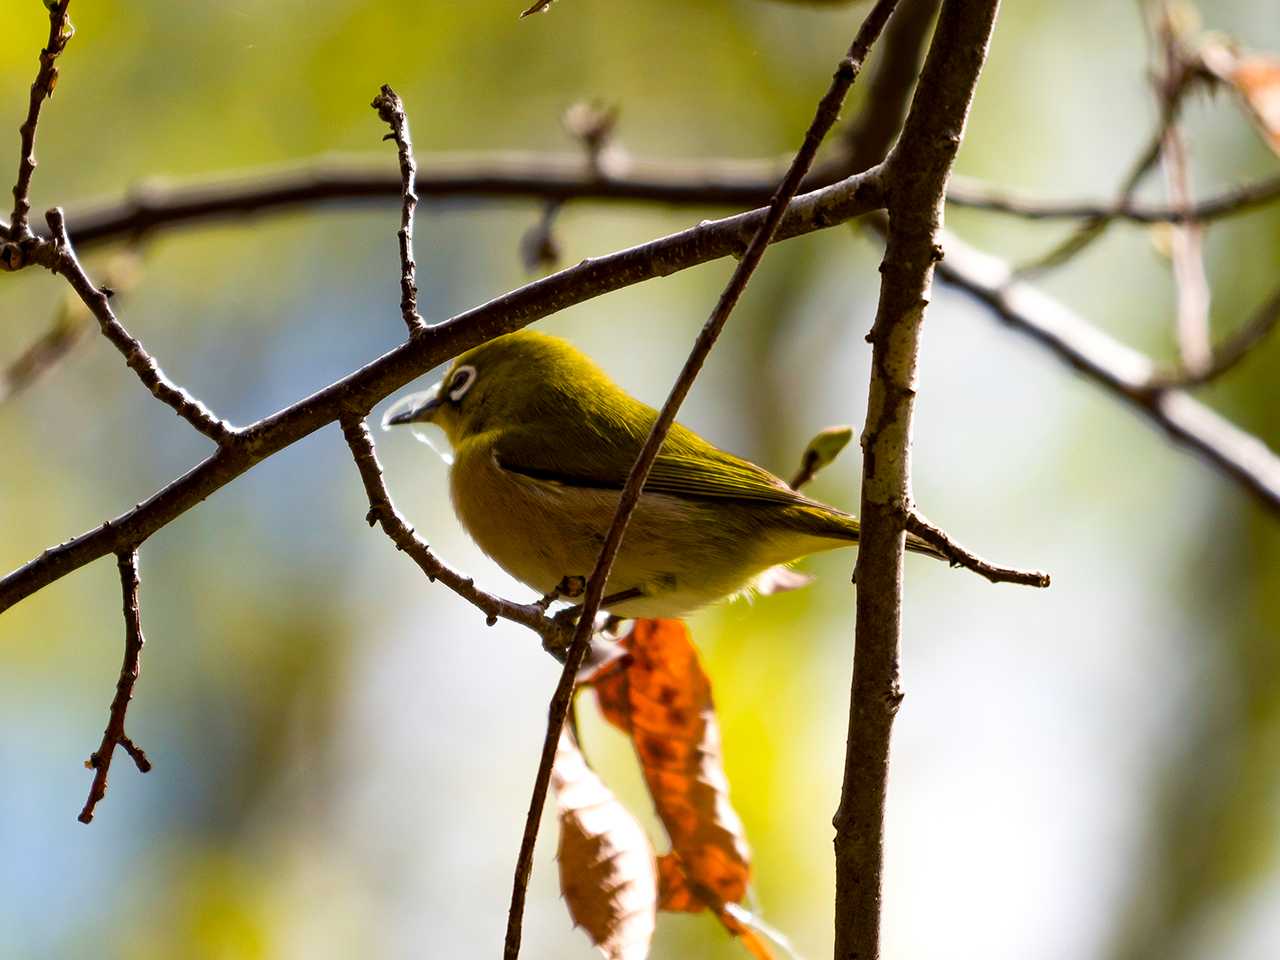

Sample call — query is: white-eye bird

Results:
[383,331,943,618]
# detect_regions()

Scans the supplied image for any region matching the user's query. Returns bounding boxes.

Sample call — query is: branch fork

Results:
[78,549,152,824]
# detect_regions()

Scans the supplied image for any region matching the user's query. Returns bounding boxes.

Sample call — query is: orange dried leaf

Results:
[553,728,657,960]
[1202,42,1280,155]
[595,620,753,910]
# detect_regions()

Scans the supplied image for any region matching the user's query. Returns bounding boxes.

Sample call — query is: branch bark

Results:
[19,154,1278,256]
[6,0,72,241]
[370,84,427,336]
[79,549,152,824]
[834,2,1001,957]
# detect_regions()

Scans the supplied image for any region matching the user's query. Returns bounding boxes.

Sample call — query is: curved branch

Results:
[0,164,886,616]
[11,152,1274,257]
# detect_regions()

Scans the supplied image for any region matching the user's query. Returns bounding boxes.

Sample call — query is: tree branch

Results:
[835,2,1000,957]
[27,208,237,444]
[78,549,152,824]
[904,512,1050,587]
[946,172,1280,224]
[0,165,886,617]
[936,229,1280,511]
[16,153,1277,258]
[370,85,427,336]
[5,0,73,242]
[502,3,905,956]
[339,417,569,644]
[1145,283,1280,391]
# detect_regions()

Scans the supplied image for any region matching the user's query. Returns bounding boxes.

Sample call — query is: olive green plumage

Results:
[384,330,941,617]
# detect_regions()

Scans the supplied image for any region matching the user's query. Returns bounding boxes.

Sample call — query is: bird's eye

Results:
[447,364,477,402]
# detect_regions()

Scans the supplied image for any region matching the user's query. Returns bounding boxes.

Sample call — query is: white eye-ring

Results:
[448,364,477,402]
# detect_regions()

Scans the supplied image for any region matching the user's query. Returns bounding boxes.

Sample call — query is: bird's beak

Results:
[381,382,443,428]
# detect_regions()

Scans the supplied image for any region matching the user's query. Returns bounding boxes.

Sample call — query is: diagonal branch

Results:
[371,85,427,336]
[1145,284,1280,391]
[6,0,73,241]
[936,229,1280,510]
[904,512,1050,587]
[31,208,236,444]
[0,164,887,618]
[339,417,569,644]
[501,3,905,957]
[79,549,152,824]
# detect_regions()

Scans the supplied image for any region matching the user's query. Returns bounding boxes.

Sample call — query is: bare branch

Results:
[340,417,569,644]
[0,164,886,618]
[1013,22,1201,278]
[936,229,1280,511]
[946,171,1280,224]
[905,512,1050,587]
[503,3,905,956]
[29,209,237,444]
[1150,3,1211,370]
[0,309,89,405]
[835,3,1000,956]
[9,152,1274,259]
[370,85,427,336]
[6,1,73,241]
[1145,284,1280,391]
[79,549,152,824]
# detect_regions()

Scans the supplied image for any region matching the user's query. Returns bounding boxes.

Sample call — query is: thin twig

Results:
[1,245,143,405]
[339,417,570,644]
[371,85,427,336]
[0,165,888,618]
[0,310,89,405]
[1160,121,1212,367]
[946,172,1280,224]
[1014,47,1200,278]
[904,512,1050,587]
[1151,3,1211,370]
[6,1,73,241]
[501,3,905,957]
[79,550,152,824]
[31,209,236,445]
[1145,284,1280,390]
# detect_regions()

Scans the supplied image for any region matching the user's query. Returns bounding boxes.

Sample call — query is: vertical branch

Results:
[1151,4,1211,370]
[371,85,428,336]
[834,2,1000,958]
[7,0,73,241]
[79,550,152,824]
[501,3,904,957]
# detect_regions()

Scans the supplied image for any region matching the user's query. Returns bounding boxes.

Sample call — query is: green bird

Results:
[383,331,942,618]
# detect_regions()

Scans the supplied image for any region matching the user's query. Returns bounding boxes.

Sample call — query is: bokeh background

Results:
[3,1,1279,957]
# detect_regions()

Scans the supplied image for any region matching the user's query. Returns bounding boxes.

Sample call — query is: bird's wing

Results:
[492,424,807,506]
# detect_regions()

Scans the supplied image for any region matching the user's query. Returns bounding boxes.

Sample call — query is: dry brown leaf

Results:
[592,620,756,920]
[553,727,657,960]
[1202,42,1280,155]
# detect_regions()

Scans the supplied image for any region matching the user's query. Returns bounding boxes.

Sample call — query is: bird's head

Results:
[382,330,592,447]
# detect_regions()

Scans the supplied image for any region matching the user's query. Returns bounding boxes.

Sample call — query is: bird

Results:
[382,330,943,618]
